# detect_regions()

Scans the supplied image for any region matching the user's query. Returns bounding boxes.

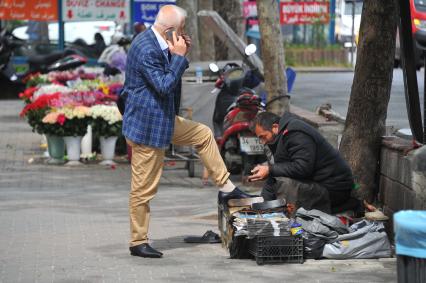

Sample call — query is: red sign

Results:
[243,1,258,25]
[0,0,58,21]
[280,2,329,25]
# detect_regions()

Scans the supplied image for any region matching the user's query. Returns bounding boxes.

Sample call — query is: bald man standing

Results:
[122,5,256,258]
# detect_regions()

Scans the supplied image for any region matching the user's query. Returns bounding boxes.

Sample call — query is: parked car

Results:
[395,0,426,69]
[12,21,116,46]
[335,0,363,47]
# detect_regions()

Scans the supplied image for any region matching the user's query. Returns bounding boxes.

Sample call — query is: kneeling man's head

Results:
[251,112,281,145]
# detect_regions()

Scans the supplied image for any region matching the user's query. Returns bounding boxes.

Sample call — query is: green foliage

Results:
[3,20,25,30]
[26,109,48,135]
[284,43,343,50]
[42,118,90,137]
[26,75,49,88]
[284,44,349,67]
[61,118,91,137]
[91,118,122,138]
[41,123,66,136]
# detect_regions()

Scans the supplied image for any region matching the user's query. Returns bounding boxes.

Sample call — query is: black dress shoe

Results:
[129,244,163,258]
[218,187,257,206]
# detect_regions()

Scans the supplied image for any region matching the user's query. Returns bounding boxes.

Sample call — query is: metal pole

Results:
[58,0,64,50]
[329,0,336,44]
[130,0,135,35]
[351,0,355,66]
[424,51,426,143]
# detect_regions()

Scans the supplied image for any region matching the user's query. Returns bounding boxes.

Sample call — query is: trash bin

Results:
[394,210,426,283]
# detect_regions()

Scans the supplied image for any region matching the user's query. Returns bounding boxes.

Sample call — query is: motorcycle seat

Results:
[27,51,65,66]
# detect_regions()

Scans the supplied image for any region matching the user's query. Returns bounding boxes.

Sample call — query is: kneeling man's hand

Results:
[248,165,269,182]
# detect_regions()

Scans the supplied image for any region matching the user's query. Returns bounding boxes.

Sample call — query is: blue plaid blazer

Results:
[122,28,189,148]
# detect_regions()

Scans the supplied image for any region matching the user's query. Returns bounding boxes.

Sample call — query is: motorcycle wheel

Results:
[187,161,195,178]
[242,154,255,176]
[242,153,267,177]
[0,76,25,99]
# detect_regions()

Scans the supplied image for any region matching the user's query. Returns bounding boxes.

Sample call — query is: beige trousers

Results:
[127,116,230,246]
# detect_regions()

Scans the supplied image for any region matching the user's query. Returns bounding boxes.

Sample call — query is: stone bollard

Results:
[411,145,426,209]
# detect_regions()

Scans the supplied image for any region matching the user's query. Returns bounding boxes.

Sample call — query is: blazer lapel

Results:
[147,28,168,63]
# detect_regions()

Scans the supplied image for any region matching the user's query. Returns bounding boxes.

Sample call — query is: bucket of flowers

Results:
[44,106,92,165]
[41,112,67,164]
[89,104,122,165]
[20,92,61,135]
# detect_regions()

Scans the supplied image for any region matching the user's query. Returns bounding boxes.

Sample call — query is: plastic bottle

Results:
[195,66,203,83]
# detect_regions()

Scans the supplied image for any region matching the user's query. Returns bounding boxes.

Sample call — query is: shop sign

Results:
[243,1,258,25]
[280,2,330,25]
[133,0,176,24]
[0,0,58,21]
[62,0,129,22]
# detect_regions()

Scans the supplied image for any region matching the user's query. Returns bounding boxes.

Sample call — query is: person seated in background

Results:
[98,34,129,75]
[248,111,361,215]
[132,21,147,40]
[91,32,106,57]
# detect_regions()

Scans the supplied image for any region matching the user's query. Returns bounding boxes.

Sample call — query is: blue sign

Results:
[133,0,176,24]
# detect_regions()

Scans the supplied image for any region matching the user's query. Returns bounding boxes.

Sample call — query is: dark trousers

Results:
[261,178,354,214]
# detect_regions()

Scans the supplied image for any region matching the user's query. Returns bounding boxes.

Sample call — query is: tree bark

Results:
[176,0,200,61]
[213,0,244,60]
[198,0,215,61]
[257,0,289,115]
[339,0,398,202]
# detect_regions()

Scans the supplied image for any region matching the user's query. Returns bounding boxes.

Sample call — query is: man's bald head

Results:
[154,5,187,30]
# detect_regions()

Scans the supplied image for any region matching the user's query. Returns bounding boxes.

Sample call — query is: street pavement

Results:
[184,67,425,132]
[0,98,397,282]
[291,68,425,131]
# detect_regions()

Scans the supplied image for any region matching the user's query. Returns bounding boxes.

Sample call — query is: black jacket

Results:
[267,112,353,192]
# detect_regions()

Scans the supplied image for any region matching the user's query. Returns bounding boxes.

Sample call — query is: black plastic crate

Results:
[248,235,304,265]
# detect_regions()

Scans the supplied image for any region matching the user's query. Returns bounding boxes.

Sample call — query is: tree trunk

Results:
[339,0,398,202]
[214,0,244,60]
[257,0,289,115]
[226,0,244,59]
[177,0,200,61]
[198,0,215,61]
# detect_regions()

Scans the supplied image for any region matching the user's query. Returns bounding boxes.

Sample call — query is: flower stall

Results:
[19,67,125,166]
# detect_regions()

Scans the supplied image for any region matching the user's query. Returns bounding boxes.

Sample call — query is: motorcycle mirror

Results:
[209,63,219,73]
[245,44,257,56]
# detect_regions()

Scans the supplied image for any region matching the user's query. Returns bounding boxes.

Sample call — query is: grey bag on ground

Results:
[322,220,392,259]
[295,207,349,242]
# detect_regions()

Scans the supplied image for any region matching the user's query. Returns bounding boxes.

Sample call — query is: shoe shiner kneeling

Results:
[248,111,362,215]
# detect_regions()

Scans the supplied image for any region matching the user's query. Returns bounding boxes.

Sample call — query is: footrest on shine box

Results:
[227,197,264,207]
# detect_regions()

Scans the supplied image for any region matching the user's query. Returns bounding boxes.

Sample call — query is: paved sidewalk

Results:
[0,100,396,283]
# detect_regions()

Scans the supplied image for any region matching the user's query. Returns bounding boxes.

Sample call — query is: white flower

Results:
[33,84,71,100]
[89,105,122,124]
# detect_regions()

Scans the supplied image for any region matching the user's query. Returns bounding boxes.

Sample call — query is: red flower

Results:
[19,86,38,100]
[57,114,66,126]
[19,93,60,117]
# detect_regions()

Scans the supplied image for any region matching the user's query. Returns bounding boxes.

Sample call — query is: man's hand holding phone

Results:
[181,34,192,51]
[248,165,270,182]
[166,30,188,56]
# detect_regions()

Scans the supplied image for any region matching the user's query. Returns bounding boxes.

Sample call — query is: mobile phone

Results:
[165,28,176,42]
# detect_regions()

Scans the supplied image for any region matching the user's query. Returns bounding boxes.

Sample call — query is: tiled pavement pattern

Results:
[0,100,396,283]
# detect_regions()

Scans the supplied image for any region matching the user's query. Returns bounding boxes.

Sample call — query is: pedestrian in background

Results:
[91,32,106,57]
[132,21,146,41]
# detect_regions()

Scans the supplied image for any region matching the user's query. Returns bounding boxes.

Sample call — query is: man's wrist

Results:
[268,164,274,177]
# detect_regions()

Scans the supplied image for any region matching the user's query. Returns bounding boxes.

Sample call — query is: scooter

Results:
[0,29,87,98]
[208,44,265,175]
[209,44,296,175]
